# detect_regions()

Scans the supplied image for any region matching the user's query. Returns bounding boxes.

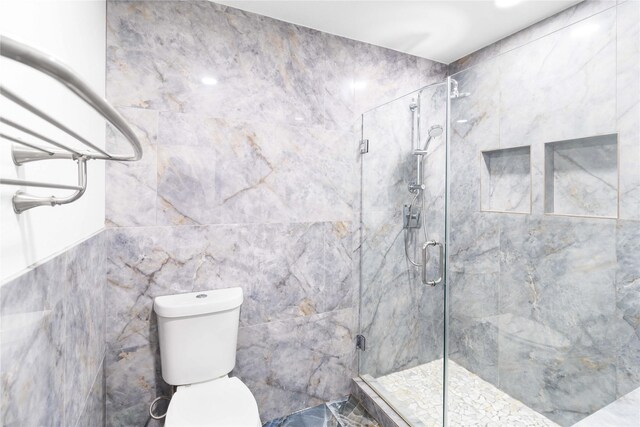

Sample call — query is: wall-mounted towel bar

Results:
[0,35,143,213]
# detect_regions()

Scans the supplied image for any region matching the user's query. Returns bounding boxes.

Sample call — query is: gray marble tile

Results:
[444,4,638,424]
[496,216,623,425]
[448,271,499,321]
[321,34,358,131]
[617,0,640,220]
[544,135,618,218]
[500,354,616,426]
[448,212,500,275]
[499,0,616,54]
[481,146,531,213]
[107,222,354,347]
[0,294,65,426]
[155,115,356,225]
[326,396,379,427]
[615,220,640,397]
[156,143,218,225]
[358,206,444,378]
[264,403,338,427]
[234,309,357,421]
[108,1,328,128]
[499,8,617,147]
[448,42,502,76]
[354,42,420,115]
[0,247,66,316]
[106,107,158,227]
[77,357,106,427]
[448,0,616,75]
[361,93,415,213]
[416,57,448,89]
[104,2,440,420]
[105,343,169,427]
[64,233,108,425]
[448,60,501,221]
[573,387,640,427]
[1,232,107,427]
[351,378,410,427]
[448,315,500,387]
[358,80,448,381]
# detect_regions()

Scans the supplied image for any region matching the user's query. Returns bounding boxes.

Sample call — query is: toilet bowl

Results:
[154,288,261,427]
[165,377,260,427]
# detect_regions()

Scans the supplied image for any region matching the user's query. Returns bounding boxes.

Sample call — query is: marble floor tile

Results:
[327,396,380,427]
[572,387,640,427]
[263,396,379,427]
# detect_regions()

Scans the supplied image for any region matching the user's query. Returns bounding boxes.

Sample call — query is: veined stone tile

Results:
[155,116,356,225]
[106,107,159,227]
[77,358,106,427]
[64,233,108,425]
[573,387,640,427]
[107,222,355,350]
[617,0,640,220]
[499,8,617,146]
[615,220,640,397]
[234,309,357,421]
[105,343,169,427]
[1,233,107,427]
[499,0,616,54]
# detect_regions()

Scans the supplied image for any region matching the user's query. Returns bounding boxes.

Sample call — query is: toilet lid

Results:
[165,377,260,427]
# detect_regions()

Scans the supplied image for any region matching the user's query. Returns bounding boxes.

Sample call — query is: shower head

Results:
[415,124,443,155]
[428,125,443,138]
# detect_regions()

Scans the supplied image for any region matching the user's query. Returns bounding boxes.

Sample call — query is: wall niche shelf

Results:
[481,146,531,214]
[544,134,618,219]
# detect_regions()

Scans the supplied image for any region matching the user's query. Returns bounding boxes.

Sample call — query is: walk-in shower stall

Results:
[357,5,639,425]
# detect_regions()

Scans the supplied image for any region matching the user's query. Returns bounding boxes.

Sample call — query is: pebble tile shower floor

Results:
[371,360,559,427]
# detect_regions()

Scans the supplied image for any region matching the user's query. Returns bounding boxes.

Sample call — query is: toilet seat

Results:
[165,376,261,427]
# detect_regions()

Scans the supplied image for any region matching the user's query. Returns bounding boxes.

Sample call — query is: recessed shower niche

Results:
[481,146,531,213]
[544,134,618,218]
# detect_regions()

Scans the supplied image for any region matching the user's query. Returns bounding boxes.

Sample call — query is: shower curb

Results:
[351,378,411,427]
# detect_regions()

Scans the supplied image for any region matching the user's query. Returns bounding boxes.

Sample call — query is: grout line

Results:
[449,1,619,76]
[1,227,106,286]
[73,353,106,427]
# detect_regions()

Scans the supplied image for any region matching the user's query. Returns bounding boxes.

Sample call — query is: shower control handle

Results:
[422,240,443,287]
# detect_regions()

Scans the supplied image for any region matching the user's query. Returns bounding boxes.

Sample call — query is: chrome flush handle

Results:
[422,240,443,286]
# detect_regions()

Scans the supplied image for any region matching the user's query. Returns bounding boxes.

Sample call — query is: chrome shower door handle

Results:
[422,240,443,286]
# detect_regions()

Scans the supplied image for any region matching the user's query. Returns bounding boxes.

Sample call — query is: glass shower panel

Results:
[446,13,639,425]
[359,82,448,426]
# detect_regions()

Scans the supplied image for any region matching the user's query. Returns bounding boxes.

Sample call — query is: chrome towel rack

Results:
[0,35,143,213]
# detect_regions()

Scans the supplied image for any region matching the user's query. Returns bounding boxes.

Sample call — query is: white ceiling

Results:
[216,0,583,64]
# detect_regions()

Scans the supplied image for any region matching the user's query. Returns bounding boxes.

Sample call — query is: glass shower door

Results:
[358,82,448,426]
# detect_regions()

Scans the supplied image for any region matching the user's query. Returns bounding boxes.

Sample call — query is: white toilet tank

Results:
[154,287,243,386]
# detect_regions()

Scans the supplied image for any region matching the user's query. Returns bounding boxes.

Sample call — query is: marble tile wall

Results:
[447,1,640,425]
[481,146,531,213]
[0,231,107,426]
[105,1,447,424]
[544,135,618,218]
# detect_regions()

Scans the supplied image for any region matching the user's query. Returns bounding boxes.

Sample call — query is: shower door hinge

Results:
[360,139,369,154]
[356,334,366,351]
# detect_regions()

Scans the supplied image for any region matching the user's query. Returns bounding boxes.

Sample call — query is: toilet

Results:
[154,287,261,427]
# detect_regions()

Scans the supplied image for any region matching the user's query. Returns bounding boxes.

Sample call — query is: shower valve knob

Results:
[408,183,425,192]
